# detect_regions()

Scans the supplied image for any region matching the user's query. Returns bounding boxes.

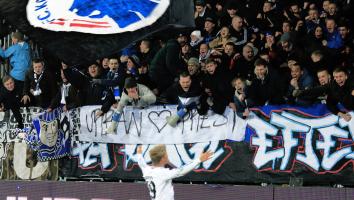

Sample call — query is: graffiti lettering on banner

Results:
[122,141,232,172]
[68,141,232,177]
[71,142,117,171]
[248,106,354,173]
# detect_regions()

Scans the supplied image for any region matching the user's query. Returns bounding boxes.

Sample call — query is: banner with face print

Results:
[25,107,71,161]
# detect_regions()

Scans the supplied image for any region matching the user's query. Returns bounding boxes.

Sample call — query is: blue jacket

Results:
[326,30,343,49]
[288,70,314,106]
[0,42,31,81]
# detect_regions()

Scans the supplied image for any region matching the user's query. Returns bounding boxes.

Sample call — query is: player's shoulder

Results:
[149,166,172,174]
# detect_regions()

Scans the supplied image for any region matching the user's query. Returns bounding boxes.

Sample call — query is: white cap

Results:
[190,30,202,38]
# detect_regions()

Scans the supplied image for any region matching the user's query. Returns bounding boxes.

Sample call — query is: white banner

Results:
[79,105,247,144]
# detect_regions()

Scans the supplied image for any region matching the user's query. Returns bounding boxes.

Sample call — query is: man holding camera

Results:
[21,58,57,108]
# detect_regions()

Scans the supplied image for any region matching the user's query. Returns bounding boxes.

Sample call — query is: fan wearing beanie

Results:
[126,55,141,79]
[106,77,156,134]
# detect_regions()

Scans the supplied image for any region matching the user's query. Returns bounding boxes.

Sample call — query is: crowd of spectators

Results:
[1,0,354,129]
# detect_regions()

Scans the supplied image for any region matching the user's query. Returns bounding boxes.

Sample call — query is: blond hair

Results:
[149,145,167,165]
[2,75,13,84]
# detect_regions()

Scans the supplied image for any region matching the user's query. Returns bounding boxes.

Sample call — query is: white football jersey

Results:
[136,154,201,200]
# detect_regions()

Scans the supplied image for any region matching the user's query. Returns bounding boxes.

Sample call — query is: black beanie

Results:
[124,77,137,88]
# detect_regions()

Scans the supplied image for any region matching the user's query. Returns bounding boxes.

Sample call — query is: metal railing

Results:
[0,18,42,78]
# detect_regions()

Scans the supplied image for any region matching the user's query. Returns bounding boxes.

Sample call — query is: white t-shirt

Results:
[136,154,201,200]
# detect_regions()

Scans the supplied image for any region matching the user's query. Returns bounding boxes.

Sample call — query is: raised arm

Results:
[163,150,213,180]
[139,84,156,105]
[136,145,148,169]
[0,45,15,58]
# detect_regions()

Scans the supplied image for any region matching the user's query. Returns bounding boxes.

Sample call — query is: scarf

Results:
[60,83,71,104]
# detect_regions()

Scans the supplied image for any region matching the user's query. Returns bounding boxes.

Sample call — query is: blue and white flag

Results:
[0,0,194,65]
[26,0,170,34]
[25,108,71,161]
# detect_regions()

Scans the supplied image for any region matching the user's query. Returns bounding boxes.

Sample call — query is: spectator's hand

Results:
[21,95,31,105]
[303,1,309,9]
[229,102,237,111]
[288,60,297,67]
[211,49,222,56]
[283,10,290,20]
[295,21,304,31]
[290,78,299,89]
[351,90,354,96]
[292,89,302,97]
[322,40,327,46]
[96,110,104,118]
[152,88,159,96]
[120,55,129,63]
[63,105,68,112]
[0,103,4,112]
[275,31,282,37]
[194,11,199,18]
[338,112,352,122]
[92,79,102,84]
[206,3,212,10]
[61,63,68,69]
[137,145,143,154]
[320,12,327,18]
[206,97,214,106]
[47,108,52,112]
[243,109,250,118]
[17,131,27,139]
[233,53,241,60]
[214,58,222,63]
[112,103,118,109]
[239,94,245,102]
[199,150,213,162]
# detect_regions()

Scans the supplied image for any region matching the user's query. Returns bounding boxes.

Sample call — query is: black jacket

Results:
[232,57,256,81]
[23,69,57,108]
[63,67,114,113]
[0,86,23,128]
[325,79,354,115]
[49,83,81,110]
[162,80,202,104]
[200,67,233,114]
[149,39,185,92]
[248,72,286,107]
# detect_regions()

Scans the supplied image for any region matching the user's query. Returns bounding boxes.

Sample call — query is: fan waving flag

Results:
[0,0,194,65]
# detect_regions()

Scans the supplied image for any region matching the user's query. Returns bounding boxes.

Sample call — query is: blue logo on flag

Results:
[69,0,159,28]
[27,0,169,34]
